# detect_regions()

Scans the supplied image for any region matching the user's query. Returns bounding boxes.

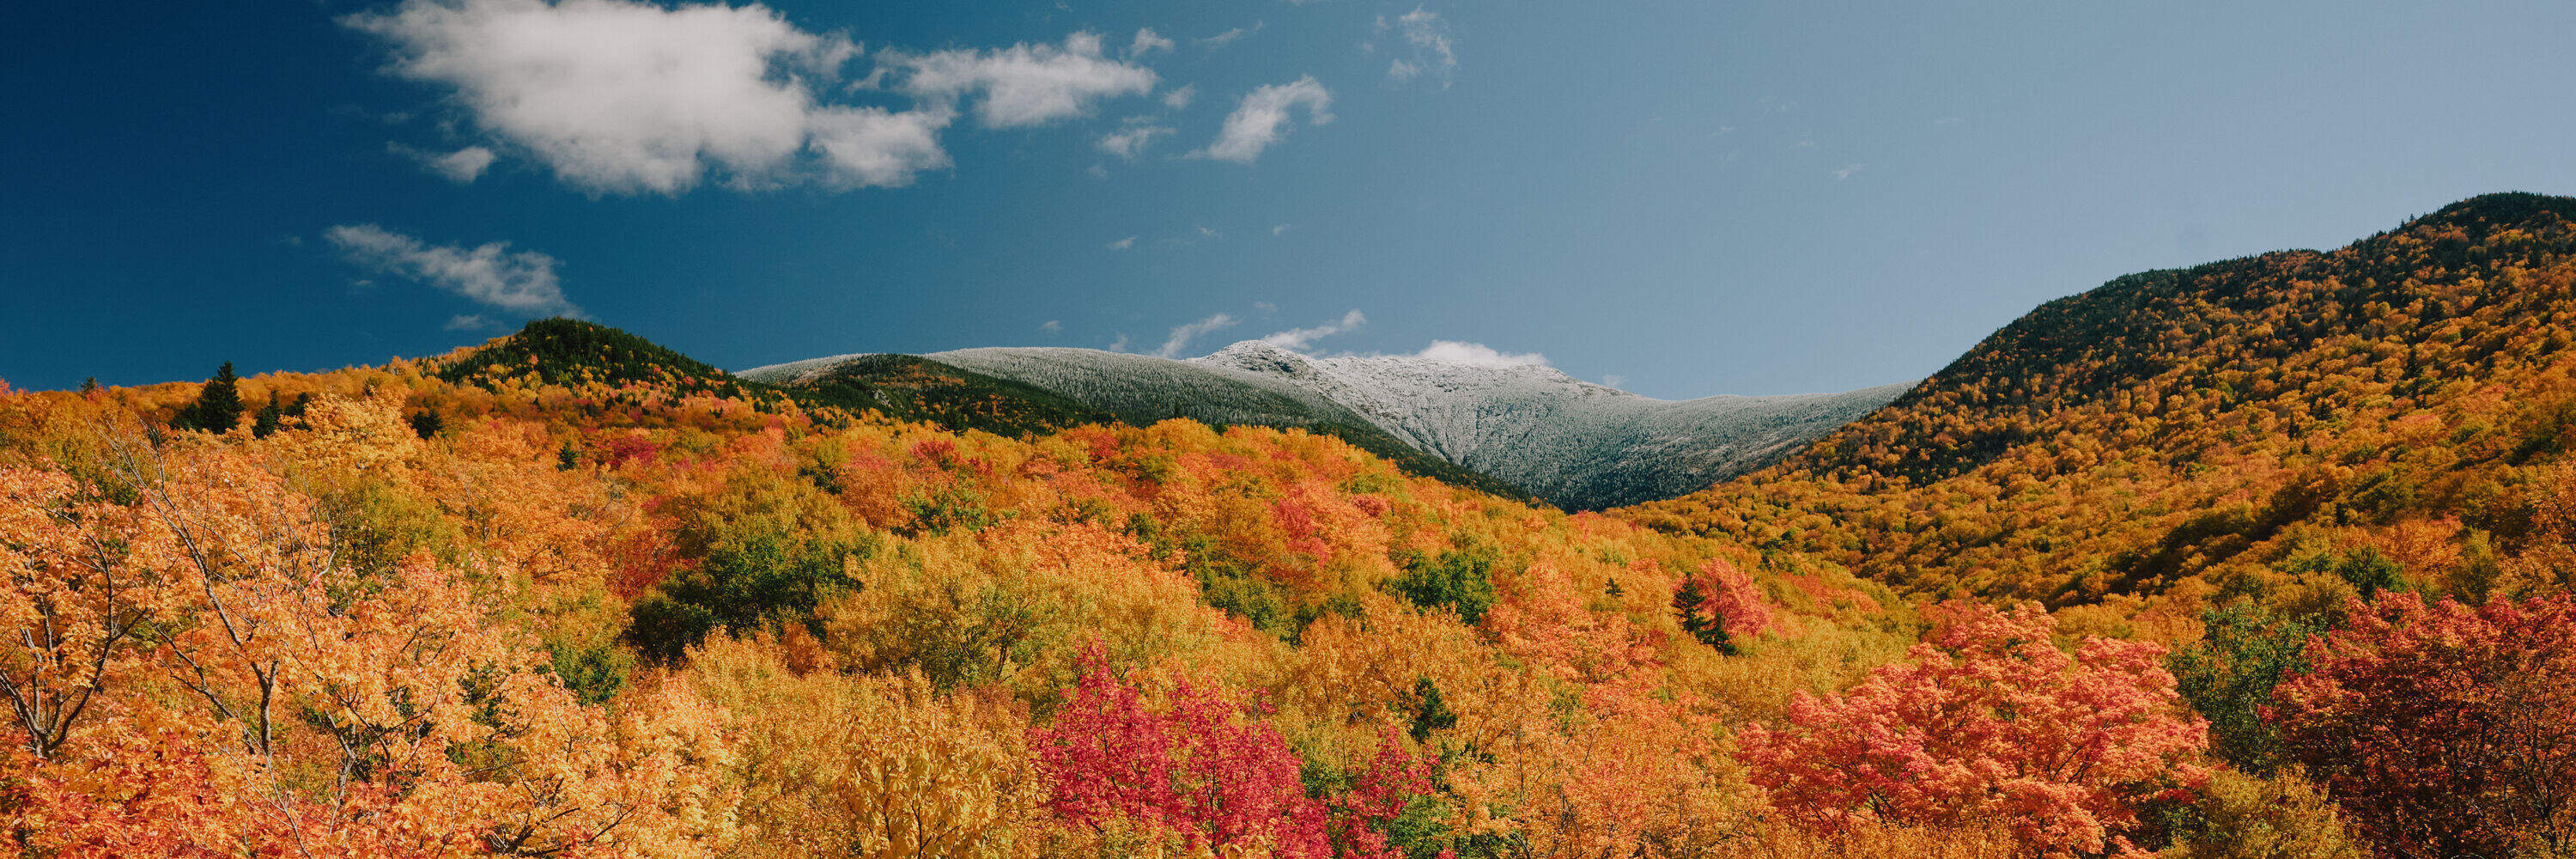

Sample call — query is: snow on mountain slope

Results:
[742,344,1908,509]
[1188,341,1911,509]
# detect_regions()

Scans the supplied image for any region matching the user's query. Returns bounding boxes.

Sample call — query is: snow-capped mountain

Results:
[1187,341,1910,509]
[743,343,1907,509]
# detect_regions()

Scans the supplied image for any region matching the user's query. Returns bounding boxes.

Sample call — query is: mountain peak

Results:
[2409,191,2576,234]
[1197,339,1325,380]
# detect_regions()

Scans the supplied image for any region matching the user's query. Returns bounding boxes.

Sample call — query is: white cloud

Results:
[1107,235,1136,250]
[1108,332,1132,352]
[1271,223,1291,235]
[1197,76,1331,163]
[883,33,1156,129]
[1382,8,1455,87]
[1095,119,1170,160]
[1832,163,1863,180]
[1200,22,1261,48]
[1157,313,1238,357]
[1195,225,1221,238]
[1408,340,1546,368]
[807,107,953,187]
[1041,320,1063,332]
[1160,84,1195,109]
[1129,27,1173,57]
[348,0,884,195]
[1601,374,1626,388]
[1259,309,1364,350]
[348,0,1142,194]
[392,143,497,182]
[325,223,579,317]
[446,314,494,330]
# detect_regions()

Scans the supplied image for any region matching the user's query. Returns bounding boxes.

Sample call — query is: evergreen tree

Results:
[174,362,244,433]
[252,392,283,438]
[78,377,99,395]
[409,407,444,439]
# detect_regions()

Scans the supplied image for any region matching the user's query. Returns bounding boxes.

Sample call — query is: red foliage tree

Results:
[2268,593,2576,858]
[1737,602,2208,857]
[1030,645,1331,856]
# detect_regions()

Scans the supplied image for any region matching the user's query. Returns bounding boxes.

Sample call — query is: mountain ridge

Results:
[744,341,1907,510]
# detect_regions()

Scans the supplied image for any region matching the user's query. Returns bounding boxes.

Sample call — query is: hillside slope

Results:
[1192,341,1909,509]
[748,344,1902,510]
[1620,192,2576,606]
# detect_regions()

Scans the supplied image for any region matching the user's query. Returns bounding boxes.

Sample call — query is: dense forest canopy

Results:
[4,193,2574,857]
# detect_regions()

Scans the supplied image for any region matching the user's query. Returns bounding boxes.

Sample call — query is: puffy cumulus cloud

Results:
[1382,8,1456,87]
[883,32,1157,129]
[806,106,952,188]
[1095,119,1171,160]
[1157,313,1239,357]
[1408,340,1547,368]
[348,0,882,194]
[1260,309,1364,350]
[1197,76,1330,163]
[325,223,579,317]
[1128,27,1173,57]
[348,0,1144,194]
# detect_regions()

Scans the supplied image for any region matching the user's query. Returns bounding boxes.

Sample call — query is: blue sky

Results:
[5,1,2574,397]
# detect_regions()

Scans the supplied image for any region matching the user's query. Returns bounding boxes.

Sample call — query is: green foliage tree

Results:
[1387,539,1498,625]
[2170,600,2318,773]
[626,477,873,662]
[171,362,243,433]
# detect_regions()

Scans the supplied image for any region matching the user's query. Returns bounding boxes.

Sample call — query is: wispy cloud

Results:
[1128,27,1173,57]
[1096,119,1171,160]
[1161,84,1195,109]
[1406,340,1546,368]
[1197,76,1331,163]
[325,223,579,317]
[1832,163,1864,180]
[881,32,1157,129]
[1260,309,1364,350]
[1200,21,1263,49]
[1381,8,1456,87]
[391,143,496,182]
[1157,313,1239,357]
[1106,235,1136,250]
[1041,320,1063,332]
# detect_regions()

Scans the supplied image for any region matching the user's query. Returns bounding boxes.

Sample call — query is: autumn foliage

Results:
[2268,593,2576,857]
[11,260,2576,859]
[1739,602,2208,857]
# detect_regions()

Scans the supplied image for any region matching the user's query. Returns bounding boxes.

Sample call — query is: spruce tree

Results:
[176,362,244,433]
[252,392,284,438]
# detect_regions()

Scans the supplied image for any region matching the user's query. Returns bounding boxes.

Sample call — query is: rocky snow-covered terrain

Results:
[744,343,1907,509]
[1188,341,1910,509]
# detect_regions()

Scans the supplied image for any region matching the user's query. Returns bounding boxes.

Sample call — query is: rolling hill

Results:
[1619,192,2576,606]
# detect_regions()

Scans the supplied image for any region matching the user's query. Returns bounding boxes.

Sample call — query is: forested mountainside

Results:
[5,195,2574,859]
[744,344,1538,503]
[1623,192,2576,611]
[749,342,1900,511]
